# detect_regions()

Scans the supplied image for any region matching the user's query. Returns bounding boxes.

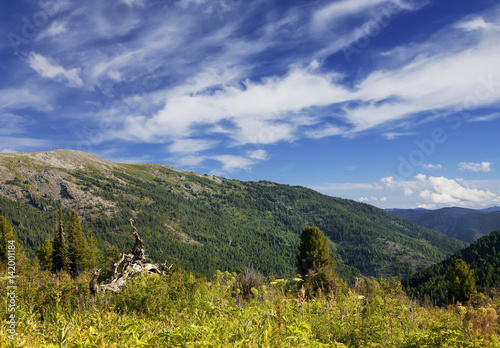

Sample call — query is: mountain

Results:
[402,229,500,303]
[0,149,466,280]
[480,206,500,212]
[388,207,500,243]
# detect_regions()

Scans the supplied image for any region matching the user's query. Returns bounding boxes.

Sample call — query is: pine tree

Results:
[0,216,24,265]
[51,208,70,273]
[67,210,88,275]
[296,226,334,277]
[446,258,477,303]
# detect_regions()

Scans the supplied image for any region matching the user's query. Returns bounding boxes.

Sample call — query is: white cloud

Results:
[171,155,207,167]
[212,155,255,171]
[37,21,67,41]
[0,113,31,135]
[456,17,498,31]
[176,0,207,8]
[306,124,345,139]
[107,70,122,81]
[168,139,218,154]
[359,197,369,202]
[423,164,442,170]
[0,136,51,149]
[313,0,406,28]
[381,174,500,208]
[120,0,145,7]
[0,149,16,153]
[247,149,268,160]
[0,88,53,112]
[114,4,500,152]
[458,162,492,172]
[28,53,83,87]
[383,131,415,140]
[119,67,351,143]
[468,113,500,122]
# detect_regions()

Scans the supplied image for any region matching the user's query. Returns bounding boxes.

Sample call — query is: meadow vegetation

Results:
[1,264,500,347]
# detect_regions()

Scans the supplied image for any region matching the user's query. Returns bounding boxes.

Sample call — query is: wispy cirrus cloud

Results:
[4,0,500,176]
[28,52,83,87]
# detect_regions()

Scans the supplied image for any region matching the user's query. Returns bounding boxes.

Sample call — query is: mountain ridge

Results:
[388,207,500,243]
[0,149,467,280]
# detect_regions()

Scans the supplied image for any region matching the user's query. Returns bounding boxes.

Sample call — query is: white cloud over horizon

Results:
[381,174,500,209]
[458,161,492,172]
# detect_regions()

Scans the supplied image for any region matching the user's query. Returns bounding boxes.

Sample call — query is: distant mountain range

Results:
[387,207,500,243]
[0,150,466,281]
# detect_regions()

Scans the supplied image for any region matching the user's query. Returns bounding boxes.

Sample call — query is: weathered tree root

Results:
[91,220,173,294]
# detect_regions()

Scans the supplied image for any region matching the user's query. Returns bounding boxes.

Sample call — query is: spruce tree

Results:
[296,226,334,277]
[36,239,53,271]
[67,210,88,274]
[51,208,70,273]
[446,258,477,303]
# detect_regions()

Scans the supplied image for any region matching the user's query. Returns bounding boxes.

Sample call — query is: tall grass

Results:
[1,265,499,347]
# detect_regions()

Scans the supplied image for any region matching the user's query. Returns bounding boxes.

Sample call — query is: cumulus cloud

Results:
[381,174,500,208]
[458,162,492,172]
[423,164,442,170]
[28,53,83,87]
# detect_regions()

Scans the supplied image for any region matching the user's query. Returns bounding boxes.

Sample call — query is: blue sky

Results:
[1,0,500,209]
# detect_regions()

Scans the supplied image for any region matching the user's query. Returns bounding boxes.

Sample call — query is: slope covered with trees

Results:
[0,150,466,281]
[403,230,500,304]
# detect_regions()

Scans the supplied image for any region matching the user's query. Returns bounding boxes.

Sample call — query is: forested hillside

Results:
[403,230,500,303]
[0,150,466,280]
[389,207,500,243]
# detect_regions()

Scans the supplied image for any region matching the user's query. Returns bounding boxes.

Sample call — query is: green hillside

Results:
[0,149,466,280]
[403,230,500,303]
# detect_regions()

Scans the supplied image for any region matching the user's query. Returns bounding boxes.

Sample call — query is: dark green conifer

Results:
[67,210,88,274]
[36,239,53,271]
[296,226,334,277]
[446,258,477,303]
[52,208,70,273]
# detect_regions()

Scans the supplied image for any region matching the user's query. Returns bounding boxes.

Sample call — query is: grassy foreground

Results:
[1,266,499,347]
